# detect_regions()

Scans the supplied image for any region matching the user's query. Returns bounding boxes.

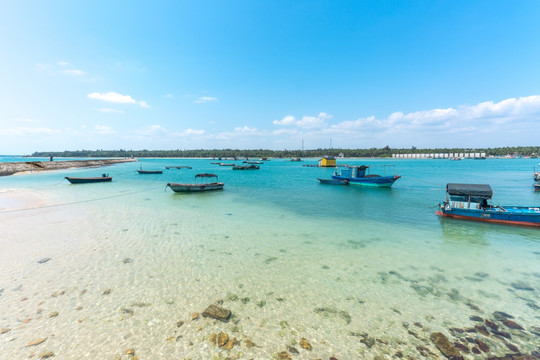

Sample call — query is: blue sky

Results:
[1,1,540,154]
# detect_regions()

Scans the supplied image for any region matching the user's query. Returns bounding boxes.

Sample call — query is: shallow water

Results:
[1,158,539,359]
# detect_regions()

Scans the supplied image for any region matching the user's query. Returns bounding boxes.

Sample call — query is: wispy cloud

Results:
[62,69,87,76]
[88,91,150,108]
[194,96,219,104]
[92,125,116,135]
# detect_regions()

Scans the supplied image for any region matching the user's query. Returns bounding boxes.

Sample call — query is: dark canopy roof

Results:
[447,183,493,199]
[196,173,218,178]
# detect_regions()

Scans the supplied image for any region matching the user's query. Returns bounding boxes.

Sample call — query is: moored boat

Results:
[233,164,259,170]
[317,178,348,185]
[165,166,192,169]
[436,183,540,227]
[331,165,400,187]
[166,173,224,193]
[136,169,163,174]
[65,174,112,184]
[535,183,540,191]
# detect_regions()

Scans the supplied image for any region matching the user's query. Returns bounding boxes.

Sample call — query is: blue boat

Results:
[436,183,540,227]
[331,165,400,187]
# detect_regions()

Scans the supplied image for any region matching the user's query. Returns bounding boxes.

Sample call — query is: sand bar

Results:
[0,158,136,176]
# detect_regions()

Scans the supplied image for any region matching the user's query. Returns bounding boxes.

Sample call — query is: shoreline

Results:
[0,158,137,176]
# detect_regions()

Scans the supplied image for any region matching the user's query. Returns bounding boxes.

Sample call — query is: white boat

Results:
[166,173,224,193]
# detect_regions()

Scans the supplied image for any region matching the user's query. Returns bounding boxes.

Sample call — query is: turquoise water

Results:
[1,158,539,359]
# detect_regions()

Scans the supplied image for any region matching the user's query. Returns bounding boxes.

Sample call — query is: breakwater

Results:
[0,159,137,176]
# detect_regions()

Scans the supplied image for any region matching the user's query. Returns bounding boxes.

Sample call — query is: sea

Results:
[0,156,539,359]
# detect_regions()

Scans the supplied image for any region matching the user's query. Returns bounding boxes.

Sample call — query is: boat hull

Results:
[436,204,540,227]
[137,170,163,174]
[65,176,112,184]
[332,175,400,187]
[167,182,224,192]
[317,178,348,185]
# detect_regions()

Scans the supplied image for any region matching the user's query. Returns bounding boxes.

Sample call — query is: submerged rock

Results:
[511,282,534,291]
[493,311,514,320]
[300,337,312,350]
[26,337,47,347]
[430,332,464,360]
[202,304,231,321]
[503,319,524,330]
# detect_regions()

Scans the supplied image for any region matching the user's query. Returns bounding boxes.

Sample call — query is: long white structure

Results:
[392,153,486,159]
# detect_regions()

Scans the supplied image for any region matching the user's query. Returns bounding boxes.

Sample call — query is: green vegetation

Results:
[30,146,540,158]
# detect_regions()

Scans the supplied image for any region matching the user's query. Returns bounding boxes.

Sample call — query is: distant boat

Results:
[137,169,163,174]
[317,178,348,185]
[219,163,235,166]
[436,183,540,227]
[166,173,224,193]
[533,167,540,181]
[535,183,540,191]
[331,165,400,187]
[290,157,302,161]
[65,174,112,184]
[233,164,259,170]
[243,161,263,164]
[165,166,192,169]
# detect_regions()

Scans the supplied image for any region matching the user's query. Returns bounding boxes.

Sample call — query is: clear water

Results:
[1,158,539,359]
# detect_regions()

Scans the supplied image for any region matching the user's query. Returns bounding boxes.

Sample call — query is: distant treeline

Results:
[31,146,540,158]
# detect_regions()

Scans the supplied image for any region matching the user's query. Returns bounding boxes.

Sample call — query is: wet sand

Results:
[0,159,136,176]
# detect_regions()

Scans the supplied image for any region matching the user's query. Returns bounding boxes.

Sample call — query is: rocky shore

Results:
[0,159,136,176]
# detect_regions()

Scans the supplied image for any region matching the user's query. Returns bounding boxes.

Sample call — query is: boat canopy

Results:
[446,183,493,201]
[196,173,218,178]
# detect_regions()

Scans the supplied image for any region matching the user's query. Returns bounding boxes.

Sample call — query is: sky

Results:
[1,0,540,154]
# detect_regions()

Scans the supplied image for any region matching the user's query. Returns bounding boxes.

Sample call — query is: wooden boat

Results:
[436,183,540,227]
[136,169,163,174]
[166,173,224,193]
[165,166,192,169]
[331,165,400,187]
[243,161,263,164]
[534,183,540,191]
[233,165,259,170]
[317,178,348,185]
[219,163,235,166]
[65,174,112,184]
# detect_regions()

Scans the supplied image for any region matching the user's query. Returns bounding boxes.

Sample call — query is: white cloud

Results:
[93,125,116,135]
[135,125,167,135]
[15,117,40,124]
[58,61,69,66]
[194,96,218,104]
[180,128,205,136]
[88,91,150,108]
[165,94,174,98]
[273,112,330,129]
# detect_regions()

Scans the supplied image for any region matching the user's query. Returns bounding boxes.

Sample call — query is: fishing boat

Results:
[136,169,163,174]
[166,173,224,192]
[219,163,235,166]
[65,174,112,184]
[331,165,400,187]
[436,183,540,227]
[317,178,348,185]
[243,161,263,164]
[535,183,540,191]
[233,164,259,170]
[533,168,540,181]
[165,166,192,169]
